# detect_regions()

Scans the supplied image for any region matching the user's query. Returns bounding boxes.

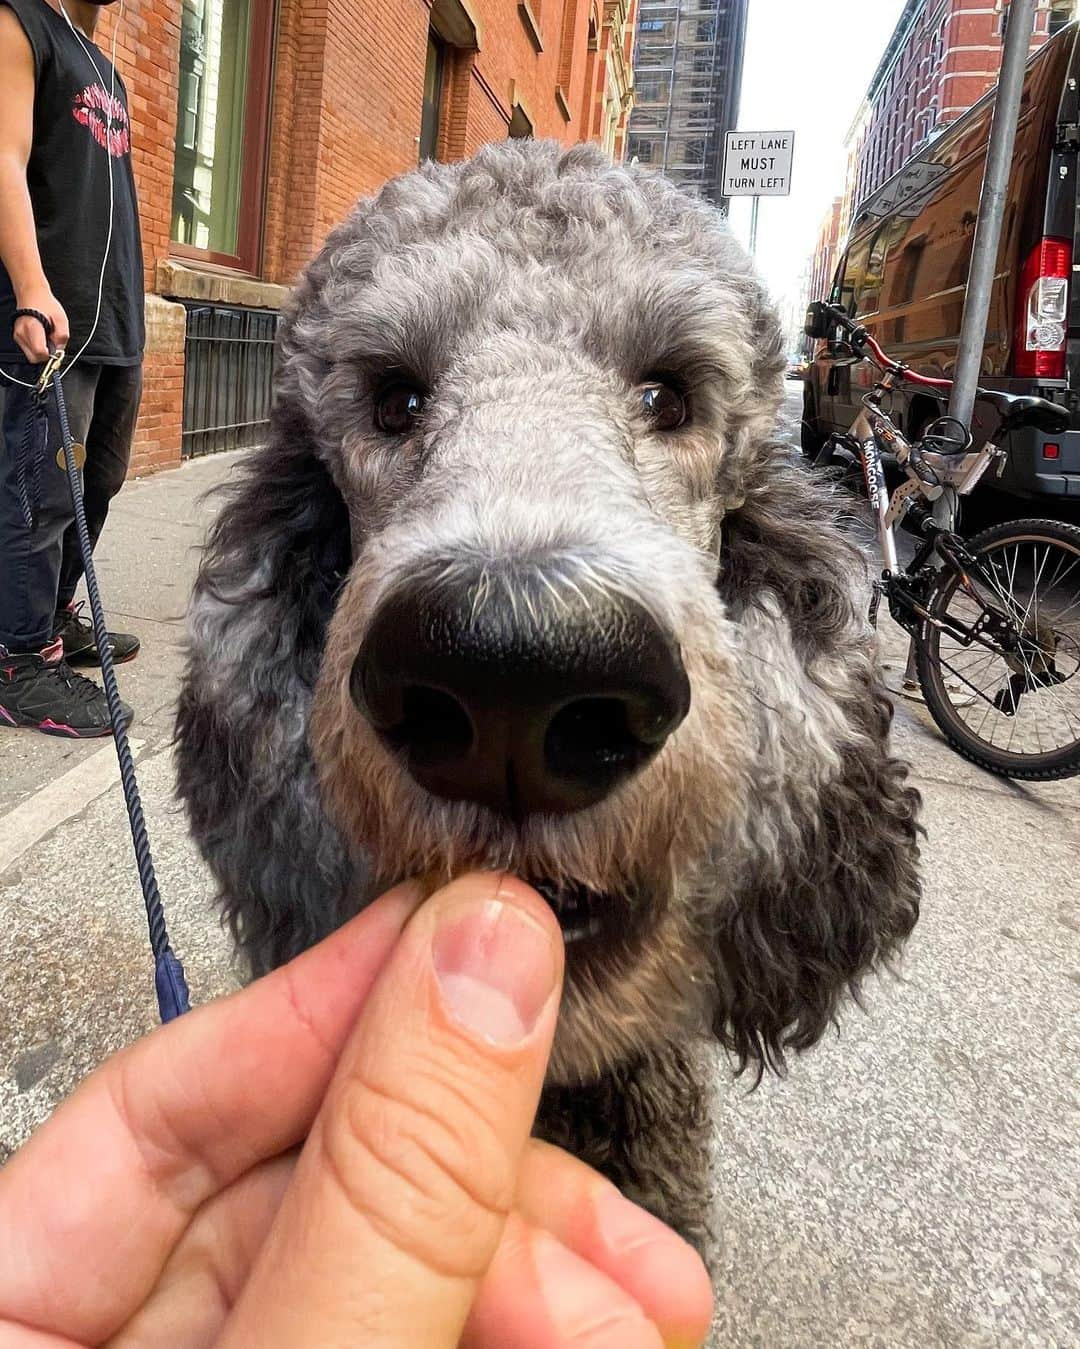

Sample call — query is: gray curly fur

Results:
[176,140,920,1262]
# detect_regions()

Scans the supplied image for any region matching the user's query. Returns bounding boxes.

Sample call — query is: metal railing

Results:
[181,302,280,459]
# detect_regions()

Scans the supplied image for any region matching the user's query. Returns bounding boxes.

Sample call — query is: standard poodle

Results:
[176,140,921,1254]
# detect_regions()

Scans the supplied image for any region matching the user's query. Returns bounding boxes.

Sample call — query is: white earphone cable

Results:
[0,0,124,388]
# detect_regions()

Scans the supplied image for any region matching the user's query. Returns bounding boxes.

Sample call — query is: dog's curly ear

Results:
[175,391,357,976]
[713,453,921,1078]
[175,201,397,974]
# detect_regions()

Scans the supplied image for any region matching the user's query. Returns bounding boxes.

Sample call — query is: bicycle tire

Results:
[801,388,826,459]
[915,518,1080,780]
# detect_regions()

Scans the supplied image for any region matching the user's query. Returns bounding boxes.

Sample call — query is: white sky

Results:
[726,0,910,311]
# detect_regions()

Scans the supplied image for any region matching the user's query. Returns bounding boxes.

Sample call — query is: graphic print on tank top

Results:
[71,81,131,157]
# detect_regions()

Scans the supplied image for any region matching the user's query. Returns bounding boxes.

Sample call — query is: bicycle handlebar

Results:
[815,301,862,339]
[813,301,954,391]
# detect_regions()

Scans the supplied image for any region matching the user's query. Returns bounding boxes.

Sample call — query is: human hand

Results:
[13,287,69,362]
[0,874,712,1348]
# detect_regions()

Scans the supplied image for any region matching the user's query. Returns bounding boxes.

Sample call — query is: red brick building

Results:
[93,0,637,475]
[841,0,1075,237]
[808,197,843,320]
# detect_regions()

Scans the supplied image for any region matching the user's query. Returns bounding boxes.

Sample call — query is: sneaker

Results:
[0,644,134,738]
[54,601,140,667]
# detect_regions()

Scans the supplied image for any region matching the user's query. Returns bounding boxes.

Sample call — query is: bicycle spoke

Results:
[930,532,1080,762]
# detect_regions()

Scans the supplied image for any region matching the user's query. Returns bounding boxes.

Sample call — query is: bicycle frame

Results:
[804,301,1080,775]
[839,383,1031,683]
[833,348,1007,580]
[846,397,905,574]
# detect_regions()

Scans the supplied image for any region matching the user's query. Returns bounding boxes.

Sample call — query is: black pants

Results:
[0,361,142,652]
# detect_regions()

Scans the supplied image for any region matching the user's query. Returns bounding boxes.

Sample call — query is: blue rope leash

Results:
[41,352,190,1022]
[15,396,46,529]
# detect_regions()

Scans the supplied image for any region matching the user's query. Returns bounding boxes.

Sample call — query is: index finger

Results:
[0,882,422,1346]
[14,322,48,364]
[513,1140,713,1347]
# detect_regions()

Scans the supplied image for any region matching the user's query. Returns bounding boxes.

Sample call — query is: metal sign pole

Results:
[941,0,1038,522]
[902,0,1037,695]
[749,195,761,257]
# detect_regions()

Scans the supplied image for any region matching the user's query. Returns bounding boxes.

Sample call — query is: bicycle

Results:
[803,300,1080,780]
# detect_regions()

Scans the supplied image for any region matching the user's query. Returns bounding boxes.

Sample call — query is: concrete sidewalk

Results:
[0,452,244,1153]
[1,442,1078,1347]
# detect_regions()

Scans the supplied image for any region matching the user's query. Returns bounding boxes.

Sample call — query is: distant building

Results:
[625,0,749,206]
[808,197,844,304]
[780,274,814,360]
[841,0,1076,237]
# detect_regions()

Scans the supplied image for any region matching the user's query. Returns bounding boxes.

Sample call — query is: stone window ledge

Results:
[517,1,543,52]
[157,259,289,312]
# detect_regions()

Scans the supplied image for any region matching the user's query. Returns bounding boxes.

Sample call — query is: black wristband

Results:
[12,307,53,337]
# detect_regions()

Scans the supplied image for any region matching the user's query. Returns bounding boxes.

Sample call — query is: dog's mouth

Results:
[413,872,645,952]
[532,879,614,946]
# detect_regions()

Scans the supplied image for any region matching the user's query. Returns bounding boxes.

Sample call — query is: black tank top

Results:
[0,0,144,364]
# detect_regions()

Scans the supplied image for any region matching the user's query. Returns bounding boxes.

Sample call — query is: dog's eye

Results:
[374,383,426,434]
[640,380,687,431]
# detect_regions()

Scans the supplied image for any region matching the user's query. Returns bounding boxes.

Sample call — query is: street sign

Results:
[722,130,795,198]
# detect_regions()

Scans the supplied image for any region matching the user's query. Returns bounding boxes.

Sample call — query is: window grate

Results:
[181,302,280,459]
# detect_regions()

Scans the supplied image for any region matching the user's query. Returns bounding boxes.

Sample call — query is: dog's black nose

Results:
[351,570,690,816]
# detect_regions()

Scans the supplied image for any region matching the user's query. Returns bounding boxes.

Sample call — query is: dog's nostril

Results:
[546,697,646,780]
[384,687,474,767]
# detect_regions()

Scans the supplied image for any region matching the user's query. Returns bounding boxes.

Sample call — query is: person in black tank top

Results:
[0,0,144,739]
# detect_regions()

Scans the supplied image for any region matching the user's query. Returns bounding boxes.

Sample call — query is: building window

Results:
[631,108,667,131]
[171,0,274,272]
[1049,0,1075,35]
[419,31,447,161]
[635,74,669,102]
[677,137,705,165]
[638,43,674,68]
[628,135,660,163]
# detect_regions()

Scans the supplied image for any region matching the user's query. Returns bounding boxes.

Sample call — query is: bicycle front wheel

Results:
[916,519,1080,780]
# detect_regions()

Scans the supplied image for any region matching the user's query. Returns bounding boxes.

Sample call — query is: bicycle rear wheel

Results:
[916,519,1080,779]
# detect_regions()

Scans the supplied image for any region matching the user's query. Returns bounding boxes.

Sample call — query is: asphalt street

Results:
[1,390,1077,1347]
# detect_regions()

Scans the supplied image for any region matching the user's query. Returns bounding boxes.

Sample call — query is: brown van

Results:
[803,24,1080,502]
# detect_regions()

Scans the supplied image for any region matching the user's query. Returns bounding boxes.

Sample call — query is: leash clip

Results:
[35,347,66,398]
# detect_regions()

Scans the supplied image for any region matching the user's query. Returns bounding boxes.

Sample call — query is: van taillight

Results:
[1014,237,1071,379]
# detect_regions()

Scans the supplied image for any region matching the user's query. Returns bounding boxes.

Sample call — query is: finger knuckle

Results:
[320,1067,512,1280]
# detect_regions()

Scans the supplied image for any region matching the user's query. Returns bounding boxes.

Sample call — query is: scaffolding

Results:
[626,0,748,206]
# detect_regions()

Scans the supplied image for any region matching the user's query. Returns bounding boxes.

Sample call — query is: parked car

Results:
[803,24,1080,504]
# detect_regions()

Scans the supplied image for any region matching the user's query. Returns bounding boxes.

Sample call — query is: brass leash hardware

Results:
[35,347,66,397]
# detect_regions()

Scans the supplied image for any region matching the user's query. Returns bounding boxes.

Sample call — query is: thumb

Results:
[220,873,564,1348]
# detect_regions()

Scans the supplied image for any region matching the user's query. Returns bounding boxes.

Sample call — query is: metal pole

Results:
[749,195,760,257]
[946,0,1038,448]
[902,0,1037,695]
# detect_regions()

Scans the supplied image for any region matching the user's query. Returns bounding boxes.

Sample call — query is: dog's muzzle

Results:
[350,564,690,818]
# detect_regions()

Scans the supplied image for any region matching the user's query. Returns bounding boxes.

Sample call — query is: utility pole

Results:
[941,0,1039,523]
[902,0,1038,694]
